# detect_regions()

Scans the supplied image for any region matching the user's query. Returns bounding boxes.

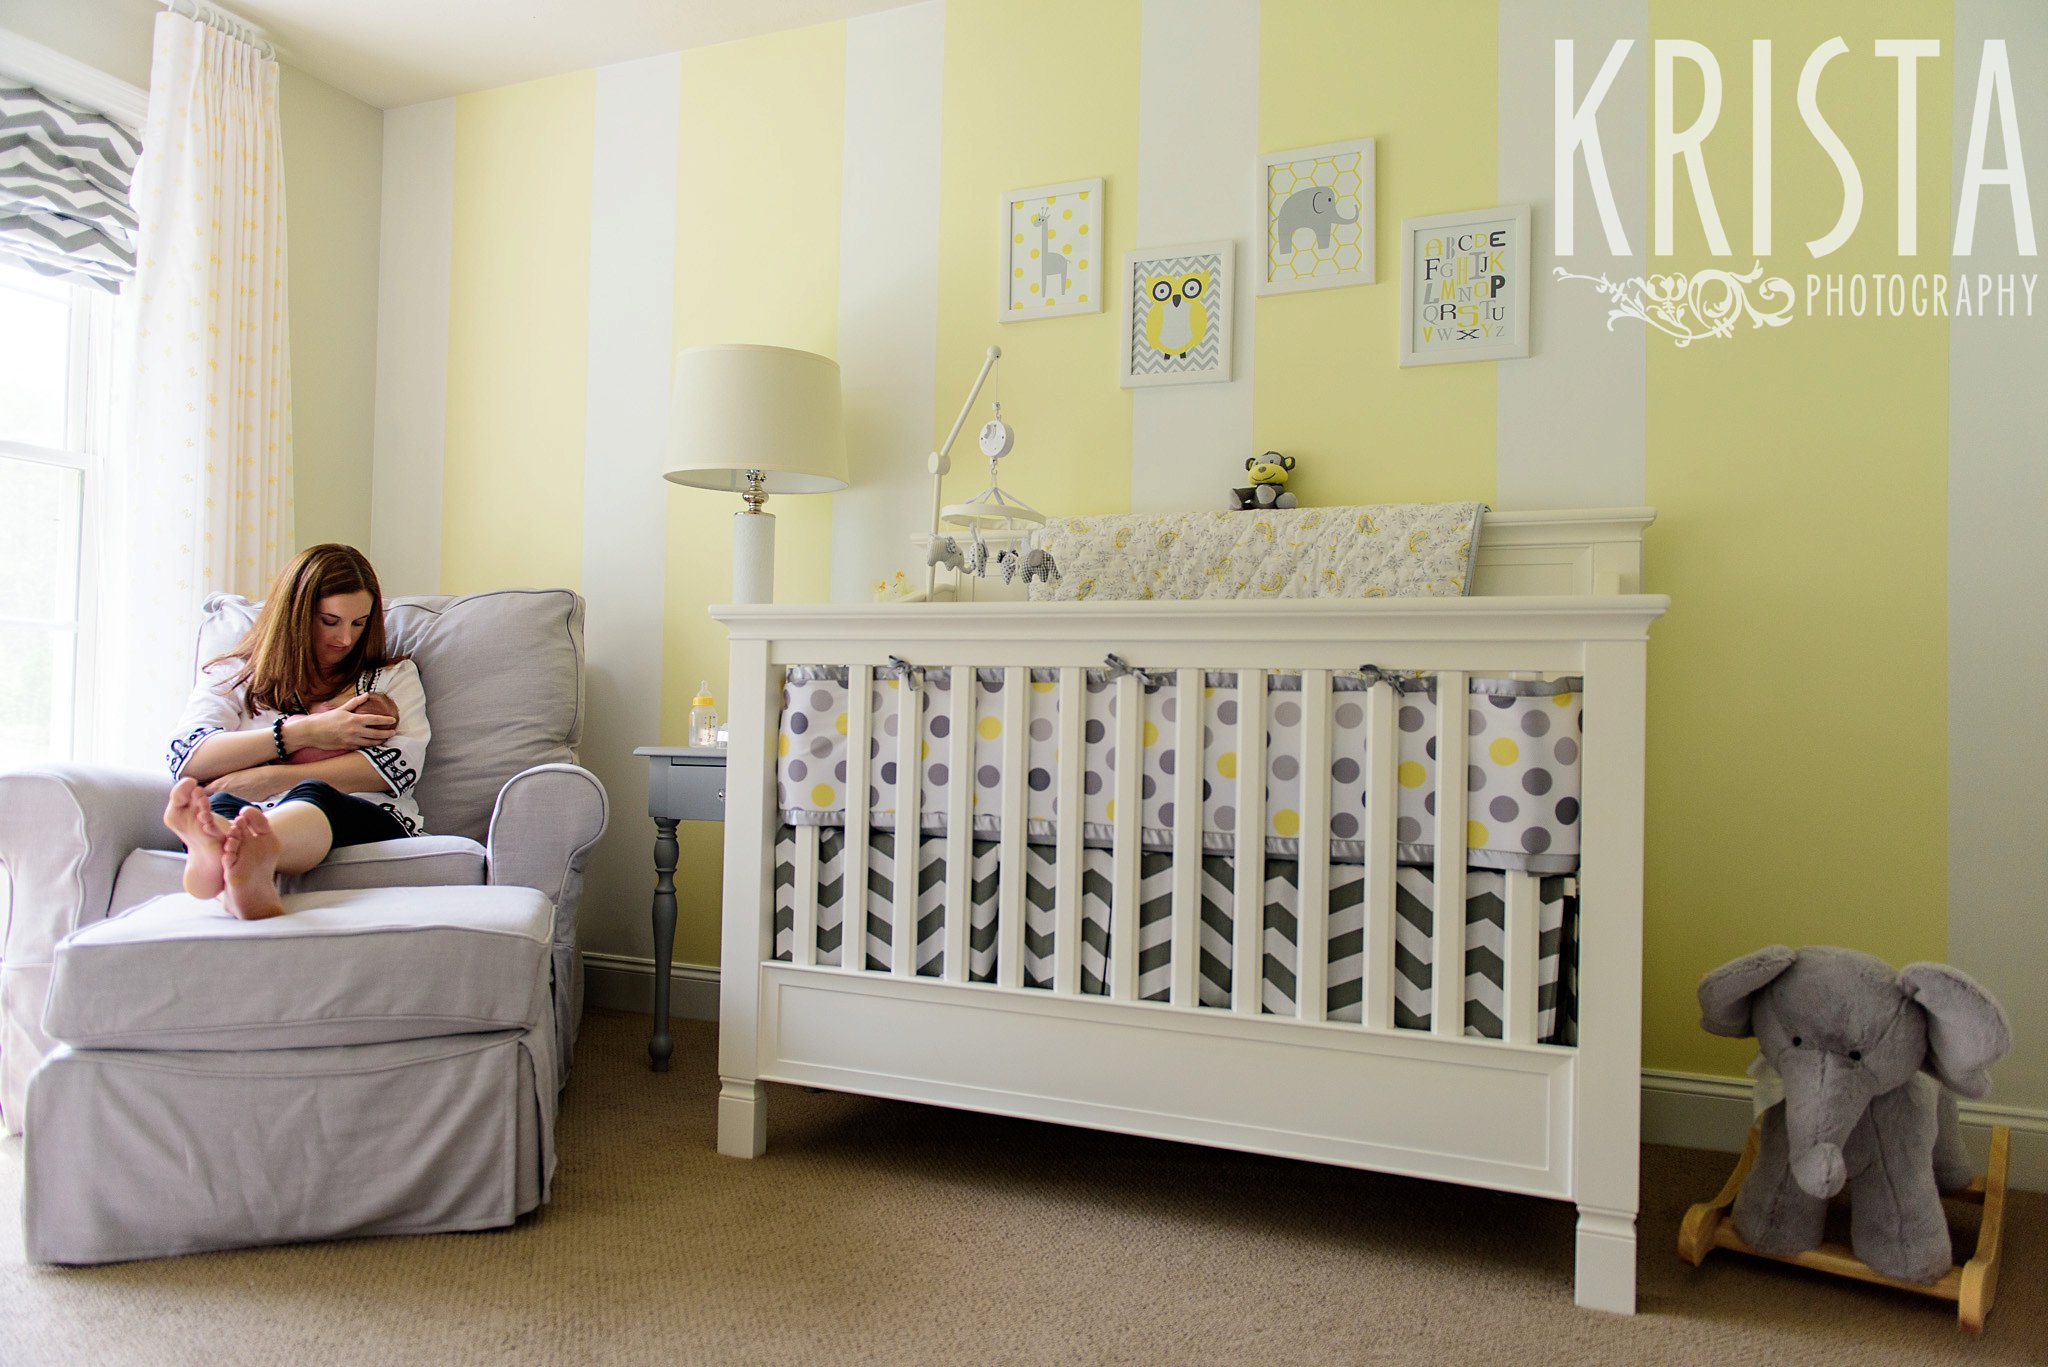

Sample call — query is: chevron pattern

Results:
[773,828,1578,1043]
[1125,251,1225,377]
[0,84,140,292]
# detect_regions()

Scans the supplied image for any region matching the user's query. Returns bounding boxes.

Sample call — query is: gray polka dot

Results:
[1522,769,1553,796]
[1399,706,1424,733]
[1397,816,1423,842]
[1521,710,1551,738]
[931,715,950,739]
[1203,725,1214,748]
[811,689,832,710]
[790,713,810,735]
[1162,698,1178,722]
[1159,802,1175,825]
[1334,702,1362,728]
[1028,717,1051,742]
[883,714,899,737]
[777,784,789,806]
[1555,796,1580,824]
[834,762,846,781]
[984,675,1004,693]
[1108,694,1119,718]
[1202,780,1212,800]
[1488,693,1514,710]
[1330,812,1359,839]
[1160,750,1176,775]
[811,737,832,758]
[869,786,881,807]
[870,738,882,759]
[1468,709,1485,736]
[1468,764,1486,792]
[1425,736,1437,760]
[1274,700,1301,726]
[1086,675,1107,693]
[1142,775,1157,799]
[931,764,948,785]
[1554,737,1579,765]
[1085,719,1106,744]
[1215,805,1236,828]
[1331,757,1359,784]
[1273,754,1299,781]
[978,765,1001,788]
[1521,827,1551,854]
[789,760,808,782]
[1424,792,1436,816]
[1218,700,1238,725]
[881,762,897,783]
[1489,796,1519,822]
[1028,768,1051,791]
[1084,772,1103,795]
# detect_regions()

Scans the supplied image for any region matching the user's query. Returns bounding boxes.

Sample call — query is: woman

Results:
[161,544,430,920]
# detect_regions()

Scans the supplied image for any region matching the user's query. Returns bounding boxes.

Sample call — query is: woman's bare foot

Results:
[220,807,286,921]
[163,777,229,899]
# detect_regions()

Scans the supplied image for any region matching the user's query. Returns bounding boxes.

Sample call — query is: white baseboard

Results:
[1643,1067,2048,1194]
[584,955,2048,1194]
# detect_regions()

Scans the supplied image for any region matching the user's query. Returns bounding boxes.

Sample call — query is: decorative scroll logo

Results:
[1553,262,1796,346]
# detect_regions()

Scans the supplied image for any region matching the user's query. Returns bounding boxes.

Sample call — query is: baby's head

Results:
[352,691,399,723]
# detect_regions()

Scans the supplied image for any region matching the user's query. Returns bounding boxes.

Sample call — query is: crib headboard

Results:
[1472,507,1653,597]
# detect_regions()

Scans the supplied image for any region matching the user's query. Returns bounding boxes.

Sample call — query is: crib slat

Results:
[1504,871,1541,1045]
[943,668,974,983]
[1232,668,1266,1017]
[894,667,923,978]
[1110,673,1143,1001]
[1432,671,1469,1038]
[1170,668,1202,1008]
[1295,670,1331,1024]
[1361,681,1398,1030]
[794,824,819,968]
[1054,667,1086,997]
[996,667,1029,989]
[844,665,872,973]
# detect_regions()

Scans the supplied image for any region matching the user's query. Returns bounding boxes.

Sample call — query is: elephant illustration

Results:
[1697,946,2011,1283]
[1274,185,1359,253]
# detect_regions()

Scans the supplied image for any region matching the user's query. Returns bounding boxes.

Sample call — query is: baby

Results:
[288,691,399,764]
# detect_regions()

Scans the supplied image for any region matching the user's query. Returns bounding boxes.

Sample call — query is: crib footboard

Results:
[713,596,1664,1314]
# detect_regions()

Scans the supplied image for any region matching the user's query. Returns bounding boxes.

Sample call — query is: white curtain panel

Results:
[96,11,294,768]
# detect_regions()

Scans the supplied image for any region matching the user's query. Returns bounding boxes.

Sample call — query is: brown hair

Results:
[212,544,398,715]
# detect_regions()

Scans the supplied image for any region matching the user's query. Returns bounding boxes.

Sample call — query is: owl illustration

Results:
[1142,270,1210,359]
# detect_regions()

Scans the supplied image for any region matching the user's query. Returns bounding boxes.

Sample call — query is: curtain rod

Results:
[163,0,277,60]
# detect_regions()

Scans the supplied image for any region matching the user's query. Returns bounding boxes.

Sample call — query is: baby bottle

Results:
[689,682,721,748]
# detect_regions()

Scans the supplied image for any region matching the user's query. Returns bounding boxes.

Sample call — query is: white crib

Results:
[712,508,1666,1313]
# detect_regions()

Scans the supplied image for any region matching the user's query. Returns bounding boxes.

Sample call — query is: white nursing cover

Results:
[1025,502,1484,602]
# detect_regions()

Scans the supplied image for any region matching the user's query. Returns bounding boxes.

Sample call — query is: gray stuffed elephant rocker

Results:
[1697,946,2011,1283]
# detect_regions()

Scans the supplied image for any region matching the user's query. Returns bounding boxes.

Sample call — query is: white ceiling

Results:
[226,0,921,109]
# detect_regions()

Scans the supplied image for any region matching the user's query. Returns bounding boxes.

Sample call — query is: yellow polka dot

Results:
[1030,283,1040,294]
[835,713,848,736]
[811,784,834,806]
[1012,302,1023,310]
[1030,248,1040,259]
[1062,208,1073,219]
[1467,820,1490,848]
[1013,232,1023,243]
[1273,809,1300,837]
[1013,268,1023,278]
[1032,680,1056,693]
[1552,692,1575,707]
[1078,294,1088,303]
[1489,738,1520,765]
[922,740,929,760]
[1398,760,1427,789]
[1078,259,1088,269]
[1217,752,1237,779]
[978,716,1002,741]
[1062,244,1072,255]
[1079,223,1090,235]
[778,734,790,757]
[1106,799,1116,822]
[1143,720,1159,747]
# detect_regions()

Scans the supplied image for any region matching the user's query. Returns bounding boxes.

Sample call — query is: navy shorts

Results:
[207,780,409,849]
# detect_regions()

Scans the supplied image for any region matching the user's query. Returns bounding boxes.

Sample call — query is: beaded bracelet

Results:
[272,716,289,762]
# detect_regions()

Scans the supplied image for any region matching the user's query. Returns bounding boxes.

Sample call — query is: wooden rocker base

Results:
[1678,1123,2011,1334]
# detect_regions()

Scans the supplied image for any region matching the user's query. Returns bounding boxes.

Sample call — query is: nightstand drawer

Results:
[650,758,726,822]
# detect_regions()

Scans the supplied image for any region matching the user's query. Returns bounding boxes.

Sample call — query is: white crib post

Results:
[1295,670,1332,1024]
[843,665,873,974]
[1232,669,1266,1016]
[1169,668,1203,1007]
[942,669,974,983]
[1110,672,1143,1001]
[1430,672,1469,1039]
[1572,642,1646,1315]
[1361,680,1398,1031]
[893,668,924,978]
[996,668,1029,988]
[1053,667,1086,997]
[717,637,778,1159]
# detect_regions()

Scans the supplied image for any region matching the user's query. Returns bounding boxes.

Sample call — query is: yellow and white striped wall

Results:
[367,0,2047,1147]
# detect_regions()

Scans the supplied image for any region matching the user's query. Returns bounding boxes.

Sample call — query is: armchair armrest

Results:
[1,766,178,1134]
[486,763,607,1069]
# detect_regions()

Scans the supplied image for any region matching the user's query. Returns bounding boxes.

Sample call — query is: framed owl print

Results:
[1118,241,1233,388]
[1000,178,1104,322]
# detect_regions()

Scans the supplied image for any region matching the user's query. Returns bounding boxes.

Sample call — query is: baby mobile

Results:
[921,346,1060,594]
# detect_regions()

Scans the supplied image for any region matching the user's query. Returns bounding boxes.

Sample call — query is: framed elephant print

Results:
[1118,241,1233,388]
[1256,137,1375,296]
[1000,178,1104,322]
[1397,203,1531,366]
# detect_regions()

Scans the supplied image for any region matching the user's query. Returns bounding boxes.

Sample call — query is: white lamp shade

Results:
[663,344,849,494]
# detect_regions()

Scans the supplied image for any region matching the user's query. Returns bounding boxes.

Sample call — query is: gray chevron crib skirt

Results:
[777,666,1585,875]
[771,826,1579,1044]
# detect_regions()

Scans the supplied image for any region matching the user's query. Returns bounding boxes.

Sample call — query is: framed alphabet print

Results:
[1398,204,1531,366]
[1119,241,1233,388]
[1000,178,1103,322]
[1256,137,1374,295]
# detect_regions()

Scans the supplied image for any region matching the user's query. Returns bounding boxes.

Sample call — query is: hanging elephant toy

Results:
[1697,945,2011,1283]
[998,547,1060,586]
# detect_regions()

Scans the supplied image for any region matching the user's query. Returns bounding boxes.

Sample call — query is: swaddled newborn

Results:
[289,691,399,764]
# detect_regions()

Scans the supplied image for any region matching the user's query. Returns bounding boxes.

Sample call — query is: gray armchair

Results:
[0,587,607,1261]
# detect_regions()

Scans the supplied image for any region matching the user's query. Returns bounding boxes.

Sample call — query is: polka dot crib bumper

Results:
[776,665,1584,875]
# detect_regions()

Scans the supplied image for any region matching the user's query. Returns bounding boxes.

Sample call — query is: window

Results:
[0,260,115,770]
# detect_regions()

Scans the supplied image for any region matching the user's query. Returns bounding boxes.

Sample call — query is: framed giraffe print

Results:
[999,178,1103,322]
[1118,241,1234,388]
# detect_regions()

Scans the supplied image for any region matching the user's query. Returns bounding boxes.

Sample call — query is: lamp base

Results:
[732,509,775,604]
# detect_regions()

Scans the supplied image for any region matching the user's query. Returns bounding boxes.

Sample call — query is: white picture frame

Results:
[1119,241,1233,389]
[1397,203,1532,366]
[1255,137,1375,296]
[999,178,1104,322]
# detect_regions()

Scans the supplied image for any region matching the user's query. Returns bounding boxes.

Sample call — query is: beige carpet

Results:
[3,1009,2040,1366]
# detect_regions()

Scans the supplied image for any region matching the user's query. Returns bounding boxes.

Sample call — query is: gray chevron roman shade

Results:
[0,83,142,292]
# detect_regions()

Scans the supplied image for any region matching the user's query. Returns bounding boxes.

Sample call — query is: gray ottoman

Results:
[24,886,561,1264]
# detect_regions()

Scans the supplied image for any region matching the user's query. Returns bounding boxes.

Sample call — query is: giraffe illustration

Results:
[1031,208,1070,297]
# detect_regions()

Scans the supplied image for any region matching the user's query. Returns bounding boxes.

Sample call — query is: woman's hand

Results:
[205,766,301,803]
[296,695,399,751]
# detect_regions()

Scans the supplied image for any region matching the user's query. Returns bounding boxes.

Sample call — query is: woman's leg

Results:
[163,778,239,899]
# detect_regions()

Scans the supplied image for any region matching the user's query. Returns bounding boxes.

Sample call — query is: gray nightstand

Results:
[634,746,727,1071]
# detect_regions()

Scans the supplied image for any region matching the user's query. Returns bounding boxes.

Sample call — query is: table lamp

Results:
[663,344,849,603]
